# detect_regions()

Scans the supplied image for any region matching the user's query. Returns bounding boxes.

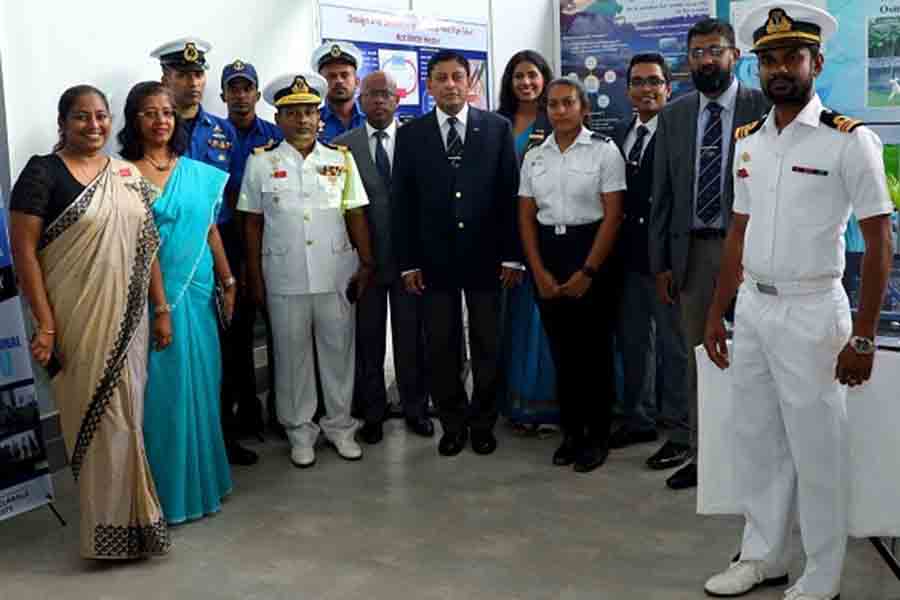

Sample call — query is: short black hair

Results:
[687,18,736,48]
[427,50,470,79]
[118,81,188,161]
[498,50,554,118]
[626,53,672,86]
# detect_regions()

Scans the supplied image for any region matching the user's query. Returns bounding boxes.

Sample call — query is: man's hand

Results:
[352,264,375,300]
[703,313,729,370]
[533,268,561,300]
[500,266,524,289]
[559,271,592,299]
[403,271,426,295]
[836,344,875,387]
[656,271,676,305]
[251,274,266,308]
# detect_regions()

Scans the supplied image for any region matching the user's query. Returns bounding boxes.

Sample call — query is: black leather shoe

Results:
[666,462,697,490]
[405,417,435,438]
[609,426,659,449]
[471,429,497,455]
[226,441,259,466]
[573,445,609,473]
[438,429,468,456]
[553,436,579,466]
[358,422,384,445]
[646,440,691,470]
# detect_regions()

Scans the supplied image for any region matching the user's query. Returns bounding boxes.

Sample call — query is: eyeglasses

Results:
[362,90,395,100]
[689,46,733,59]
[629,77,667,88]
[138,109,176,121]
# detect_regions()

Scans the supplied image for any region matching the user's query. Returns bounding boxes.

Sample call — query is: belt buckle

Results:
[756,282,778,296]
[554,224,567,235]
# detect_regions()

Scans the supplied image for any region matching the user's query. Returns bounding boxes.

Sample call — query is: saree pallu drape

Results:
[38,158,169,559]
[143,158,232,525]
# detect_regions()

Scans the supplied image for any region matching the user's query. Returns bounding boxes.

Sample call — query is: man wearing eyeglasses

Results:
[610,53,689,464]
[647,19,769,490]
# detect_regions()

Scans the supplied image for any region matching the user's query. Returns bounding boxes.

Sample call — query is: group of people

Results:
[6,2,896,598]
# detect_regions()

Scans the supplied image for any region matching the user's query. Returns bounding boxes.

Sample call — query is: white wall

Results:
[489,0,558,104]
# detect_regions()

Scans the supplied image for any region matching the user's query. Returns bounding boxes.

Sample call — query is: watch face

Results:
[852,336,875,354]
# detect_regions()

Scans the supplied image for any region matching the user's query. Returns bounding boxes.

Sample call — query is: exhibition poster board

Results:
[559,0,714,134]
[319,3,491,122]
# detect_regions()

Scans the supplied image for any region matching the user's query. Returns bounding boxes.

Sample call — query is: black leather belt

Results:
[690,228,726,240]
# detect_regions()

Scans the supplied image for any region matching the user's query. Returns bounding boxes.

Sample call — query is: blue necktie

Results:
[628,125,649,165]
[374,130,391,187]
[446,116,463,168]
[696,102,723,225]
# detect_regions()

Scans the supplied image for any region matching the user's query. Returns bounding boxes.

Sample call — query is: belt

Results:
[744,272,841,297]
[690,228,726,240]
[538,220,601,236]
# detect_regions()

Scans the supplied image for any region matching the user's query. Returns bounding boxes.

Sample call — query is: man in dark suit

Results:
[334,72,432,444]
[392,50,522,457]
[649,18,769,490]
[611,53,689,458]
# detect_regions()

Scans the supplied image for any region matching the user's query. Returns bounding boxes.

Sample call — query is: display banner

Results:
[319,3,491,122]
[0,195,53,522]
[560,0,714,134]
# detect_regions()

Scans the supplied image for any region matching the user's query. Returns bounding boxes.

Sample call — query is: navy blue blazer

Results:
[613,116,657,275]
[391,106,521,291]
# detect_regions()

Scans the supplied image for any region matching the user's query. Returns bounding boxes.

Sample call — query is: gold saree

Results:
[38,158,169,559]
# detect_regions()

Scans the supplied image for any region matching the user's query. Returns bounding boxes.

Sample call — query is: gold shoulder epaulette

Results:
[735,117,765,140]
[820,111,864,133]
[253,140,281,154]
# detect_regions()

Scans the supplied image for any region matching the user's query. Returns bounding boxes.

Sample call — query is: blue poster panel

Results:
[320,4,490,124]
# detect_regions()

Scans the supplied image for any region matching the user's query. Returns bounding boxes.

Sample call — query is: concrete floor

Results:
[3,423,900,600]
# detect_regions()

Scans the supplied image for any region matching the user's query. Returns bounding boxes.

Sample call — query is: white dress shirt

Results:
[694,77,739,230]
[365,120,397,167]
[623,114,659,164]
[734,94,893,283]
[519,127,627,226]
[436,103,469,147]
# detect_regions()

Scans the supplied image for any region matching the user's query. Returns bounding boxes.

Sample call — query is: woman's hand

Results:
[30,331,54,366]
[224,286,237,322]
[533,268,561,300]
[560,271,592,299]
[152,313,173,351]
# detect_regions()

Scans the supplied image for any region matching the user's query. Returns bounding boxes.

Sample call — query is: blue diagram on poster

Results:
[728,0,900,141]
[319,3,490,123]
[560,0,713,134]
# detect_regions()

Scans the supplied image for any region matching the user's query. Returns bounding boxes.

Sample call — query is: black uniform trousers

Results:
[535,222,617,448]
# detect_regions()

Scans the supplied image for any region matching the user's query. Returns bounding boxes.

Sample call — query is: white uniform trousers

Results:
[268,292,357,448]
[732,280,851,597]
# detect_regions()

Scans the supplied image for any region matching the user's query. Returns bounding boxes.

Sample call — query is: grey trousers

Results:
[672,237,723,452]
[617,270,688,433]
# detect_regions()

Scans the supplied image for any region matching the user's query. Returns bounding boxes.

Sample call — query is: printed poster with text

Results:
[560,0,713,135]
[320,4,490,123]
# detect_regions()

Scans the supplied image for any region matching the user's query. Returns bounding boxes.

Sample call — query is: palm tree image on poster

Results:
[868,16,900,107]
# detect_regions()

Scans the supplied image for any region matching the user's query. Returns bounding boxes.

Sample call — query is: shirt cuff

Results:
[401,269,421,277]
[502,262,526,271]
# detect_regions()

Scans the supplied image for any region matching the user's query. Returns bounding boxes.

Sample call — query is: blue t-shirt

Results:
[318,101,365,144]
[227,115,284,198]
[184,106,239,223]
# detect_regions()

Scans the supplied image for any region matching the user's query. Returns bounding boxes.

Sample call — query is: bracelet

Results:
[154,304,173,316]
[221,276,237,289]
[35,326,56,336]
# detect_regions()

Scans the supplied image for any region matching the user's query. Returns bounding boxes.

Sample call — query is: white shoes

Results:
[784,587,839,600]
[331,437,362,461]
[704,560,789,597]
[290,444,316,468]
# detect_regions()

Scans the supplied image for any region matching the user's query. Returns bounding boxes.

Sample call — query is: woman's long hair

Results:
[53,85,110,152]
[117,81,187,161]
[497,50,554,118]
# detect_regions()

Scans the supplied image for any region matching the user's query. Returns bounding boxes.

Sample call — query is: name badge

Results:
[554,224,567,235]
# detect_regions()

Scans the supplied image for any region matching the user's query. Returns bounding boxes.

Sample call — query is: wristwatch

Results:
[849,335,876,355]
[221,276,237,289]
[581,264,598,278]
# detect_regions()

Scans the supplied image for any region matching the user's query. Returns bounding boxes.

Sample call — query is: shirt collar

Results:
[634,114,659,137]
[322,100,362,121]
[436,103,469,129]
[366,120,397,140]
[699,76,739,115]
[761,94,823,133]
[195,105,213,126]
[547,126,594,152]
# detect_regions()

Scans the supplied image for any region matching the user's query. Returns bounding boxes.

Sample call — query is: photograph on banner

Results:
[320,3,490,121]
[560,0,714,134]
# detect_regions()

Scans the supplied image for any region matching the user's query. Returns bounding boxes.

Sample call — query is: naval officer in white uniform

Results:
[238,73,375,468]
[702,3,894,599]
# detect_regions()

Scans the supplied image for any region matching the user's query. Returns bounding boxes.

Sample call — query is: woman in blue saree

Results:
[497,51,559,431]
[118,82,235,524]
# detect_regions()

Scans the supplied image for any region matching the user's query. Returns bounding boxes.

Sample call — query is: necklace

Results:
[145,153,174,171]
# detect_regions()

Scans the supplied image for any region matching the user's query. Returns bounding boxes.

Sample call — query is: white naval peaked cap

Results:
[311,40,363,72]
[263,72,327,108]
[150,37,212,70]
[738,1,838,53]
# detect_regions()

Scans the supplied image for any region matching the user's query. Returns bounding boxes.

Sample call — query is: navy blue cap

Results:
[222,59,259,88]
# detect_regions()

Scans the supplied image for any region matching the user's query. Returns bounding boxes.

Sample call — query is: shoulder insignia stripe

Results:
[735,117,765,140]
[821,111,864,133]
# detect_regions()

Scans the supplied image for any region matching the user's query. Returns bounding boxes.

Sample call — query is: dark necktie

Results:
[696,102,723,225]
[628,124,649,165]
[446,116,463,168]
[374,129,391,186]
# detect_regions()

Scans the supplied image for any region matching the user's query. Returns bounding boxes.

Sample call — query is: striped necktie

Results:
[628,124,649,165]
[446,116,463,168]
[696,102,723,225]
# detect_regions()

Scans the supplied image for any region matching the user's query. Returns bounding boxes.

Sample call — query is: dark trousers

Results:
[354,278,428,424]
[535,223,617,447]
[424,288,501,435]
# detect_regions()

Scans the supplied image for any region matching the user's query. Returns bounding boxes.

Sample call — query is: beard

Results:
[691,66,733,96]
[762,74,814,106]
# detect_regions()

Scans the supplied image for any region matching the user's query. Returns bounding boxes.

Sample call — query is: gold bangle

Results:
[36,327,56,336]
[154,304,173,316]
[221,276,237,289]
